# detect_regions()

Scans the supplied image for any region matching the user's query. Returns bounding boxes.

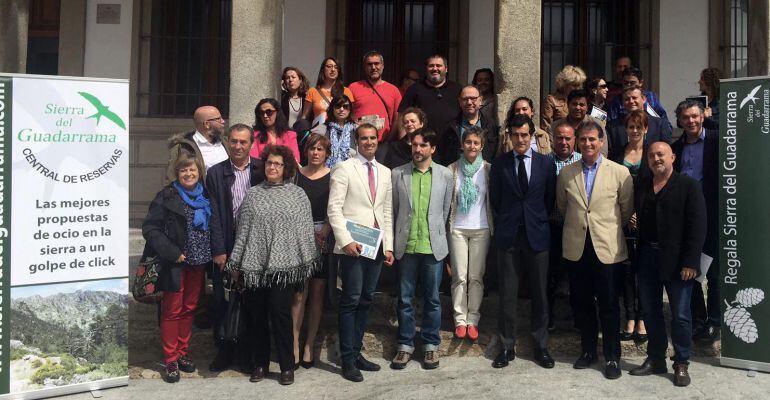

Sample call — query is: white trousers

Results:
[448,228,491,326]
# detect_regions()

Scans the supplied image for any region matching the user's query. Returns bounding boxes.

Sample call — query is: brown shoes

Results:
[390,351,412,370]
[423,351,440,370]
[673,363,691,387]
[249,366,266,382]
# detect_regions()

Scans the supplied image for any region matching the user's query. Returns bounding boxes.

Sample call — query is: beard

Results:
[427,72,445,85]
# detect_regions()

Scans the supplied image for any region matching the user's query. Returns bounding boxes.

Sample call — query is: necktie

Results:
[367,161,377,203]
[516,154,528,194]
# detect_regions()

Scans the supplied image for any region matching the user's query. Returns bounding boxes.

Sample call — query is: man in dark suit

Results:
[607,87,672,161]
[205,123,266,372]
[671,99,720,342]
[629,141,706,387]
[439,85,499,166]
[489,114,557,369]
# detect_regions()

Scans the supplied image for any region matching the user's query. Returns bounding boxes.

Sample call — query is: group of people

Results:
[142,51,722,388]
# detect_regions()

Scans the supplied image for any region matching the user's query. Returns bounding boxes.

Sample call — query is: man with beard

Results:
[349,51,403,141]
[398,54,462,133]
[167,105,229,182]
[390,128,453,370]
[439,85,499,165]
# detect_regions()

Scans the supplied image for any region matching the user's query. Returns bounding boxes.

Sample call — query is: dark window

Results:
[730,0,748,78]
[343,0,457,84]
[540,0,649,100]
[136,0,231,117]
[26,0,60,75]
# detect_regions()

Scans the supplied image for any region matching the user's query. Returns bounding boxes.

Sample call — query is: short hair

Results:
[362,50,384,65]
[471,68,494,85]
[400,68,420,84]
[325,94,354,124]
[675,99,705,119]
[462,125,486,145]
[425,54,448,66]
[567,89,589,103]
[355,123,378,140]
[555,65,587,92]
[506,114,535,135]
[400,107,427,125]
[622,67,644,81]
[551,119,575,138]
[624,110,649,130]
[409,128,439,147]
[281,66,310,96]
[622,86,645,98]
[304,133,331,159]
[228,123,255,143]
[576,120,605,139]
[173,154,204,181]
[260,145,298,180]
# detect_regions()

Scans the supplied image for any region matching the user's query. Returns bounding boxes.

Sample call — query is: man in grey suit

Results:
[390,128,453,370]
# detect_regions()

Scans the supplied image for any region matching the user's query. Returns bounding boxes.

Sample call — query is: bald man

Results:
[167,105,229,182]
[629,141,706,387]
[439,85,499,165]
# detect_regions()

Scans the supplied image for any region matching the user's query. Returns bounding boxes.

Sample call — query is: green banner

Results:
[0,75,11,393]
[720,76,770,371]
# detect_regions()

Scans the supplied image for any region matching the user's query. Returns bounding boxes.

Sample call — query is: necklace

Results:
[289,97,301,112]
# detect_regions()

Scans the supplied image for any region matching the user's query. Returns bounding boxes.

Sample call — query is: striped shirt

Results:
[230,161,251,224]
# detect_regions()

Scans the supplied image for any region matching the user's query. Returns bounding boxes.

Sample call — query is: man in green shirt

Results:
[390,129,453,370]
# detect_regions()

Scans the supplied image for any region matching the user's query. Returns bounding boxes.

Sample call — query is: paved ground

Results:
[62,355,768,400]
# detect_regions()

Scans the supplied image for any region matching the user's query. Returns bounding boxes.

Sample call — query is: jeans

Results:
[338,253,383,365]
[397,253,444,353]
[637,244,694,364]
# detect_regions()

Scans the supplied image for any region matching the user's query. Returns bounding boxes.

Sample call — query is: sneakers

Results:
[177,355,196,373]
[467,325,479,341]
[454,325,467,339]
[390,351,412,370]
[423,351,440,370]
[163,361,180,383]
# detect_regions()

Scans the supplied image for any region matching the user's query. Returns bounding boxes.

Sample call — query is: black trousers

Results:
[497,226,550,350]
[691,250,721,328]
[547,221,574,320]
[243,285,295,372]
[567,233,622,362]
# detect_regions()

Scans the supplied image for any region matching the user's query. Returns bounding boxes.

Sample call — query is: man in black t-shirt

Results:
[398,54,462,134]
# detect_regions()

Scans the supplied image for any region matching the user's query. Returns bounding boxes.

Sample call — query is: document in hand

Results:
[346,220,383,260]
[697,253,713,283]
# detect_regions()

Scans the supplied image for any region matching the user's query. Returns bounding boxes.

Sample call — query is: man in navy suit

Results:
[607,87,672,160]
[489,114,557,369]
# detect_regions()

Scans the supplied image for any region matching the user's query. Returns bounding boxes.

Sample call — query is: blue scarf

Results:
[458,156,483,214]
[172,181,211,231]
[327,121,356,168]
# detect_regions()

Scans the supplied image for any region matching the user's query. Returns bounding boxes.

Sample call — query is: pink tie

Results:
[367,161,377,203]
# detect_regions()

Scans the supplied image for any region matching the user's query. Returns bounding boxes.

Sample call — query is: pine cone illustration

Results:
[736,288,765,308]
[724,306,759,344]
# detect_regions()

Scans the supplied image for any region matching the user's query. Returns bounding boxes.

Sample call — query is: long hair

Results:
[316,57,345,99]
[253,98,290,144]
[700,67,723,99]
[281,66,310,97]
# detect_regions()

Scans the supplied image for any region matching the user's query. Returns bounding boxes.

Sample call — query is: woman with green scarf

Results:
[447,126,493,342]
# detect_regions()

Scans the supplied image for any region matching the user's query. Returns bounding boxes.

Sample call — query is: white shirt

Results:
[193,131,229,170]
[355,152,379,189]
[513,148,533,182]
[454,164,489,229]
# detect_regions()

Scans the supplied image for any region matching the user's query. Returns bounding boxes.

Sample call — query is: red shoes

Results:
[454,325,467,339]
[467,325,479,341]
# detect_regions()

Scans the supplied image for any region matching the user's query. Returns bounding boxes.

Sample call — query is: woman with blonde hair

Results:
[540,65,587,132]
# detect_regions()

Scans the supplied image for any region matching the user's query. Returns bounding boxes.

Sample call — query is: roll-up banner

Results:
[0,74,129,399]
[719,76,770,372]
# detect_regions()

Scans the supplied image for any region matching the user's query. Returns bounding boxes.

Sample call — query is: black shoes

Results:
[492,349,516,368]
[280,370,295,385]
[534,348,555,369]
[694,324,720,343]
[355,355,381,371]
[249,366,267,382]
[620,331,635,341]
[300,359,315,369]
[604,361,621,379]
[342,362,364,382]
[673,363,691,386]
[177,355,196,373]
[573,352,597,369]
[629,358,667,376]
[163,361,180,383]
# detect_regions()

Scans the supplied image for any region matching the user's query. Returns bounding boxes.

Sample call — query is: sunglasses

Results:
[598,84,607,89]
[259,109,277,117]
[334,103,351,110]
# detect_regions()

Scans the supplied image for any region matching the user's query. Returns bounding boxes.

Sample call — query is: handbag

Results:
[217,275,244,342]
[132,253,162,303]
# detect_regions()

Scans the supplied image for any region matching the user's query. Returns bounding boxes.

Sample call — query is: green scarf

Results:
[458,156,483,214]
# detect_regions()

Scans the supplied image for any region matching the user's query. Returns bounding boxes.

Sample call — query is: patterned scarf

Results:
[458,156,483,214]
[327,121,356,168]
[172,181,211,231]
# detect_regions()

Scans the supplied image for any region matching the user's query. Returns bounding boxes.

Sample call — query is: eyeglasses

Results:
[334,103,351,110]
[206,116,224,122]
[266,161,284,168]
[259,109,277,117]
[324,64,339,70]
[598,84,607,89]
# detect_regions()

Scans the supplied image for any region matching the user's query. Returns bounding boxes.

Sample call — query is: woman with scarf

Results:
[142,155,212,383]
[324,95,357,168]
[447,126,493,342]
[227,145,319,386]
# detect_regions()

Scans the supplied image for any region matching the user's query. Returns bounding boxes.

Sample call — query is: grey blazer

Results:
[391,161,454,260]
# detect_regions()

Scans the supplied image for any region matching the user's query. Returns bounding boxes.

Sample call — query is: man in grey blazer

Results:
[390,128,453,370]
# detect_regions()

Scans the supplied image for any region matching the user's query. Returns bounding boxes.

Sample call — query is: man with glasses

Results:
[398,54,462,134]
[168,105,229,182]
[439,85,498,165]
[349,51,403,142]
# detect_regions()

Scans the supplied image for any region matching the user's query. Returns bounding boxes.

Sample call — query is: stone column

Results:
[229,0,283,124]
[748,0,770,76]
[0,0,29,73]
[494,0,541,125]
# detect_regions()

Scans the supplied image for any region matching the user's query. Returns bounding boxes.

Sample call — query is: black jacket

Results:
[439,113,499,166]
[606,115,672,162]
[142,185,209,292]
[672,129,718,255]
[206,157,266,257]
[634,172,707,281]
[280,91,308,123]
[610,145,651,185]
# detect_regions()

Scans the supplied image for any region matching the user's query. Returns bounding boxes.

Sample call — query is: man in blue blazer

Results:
[489,114,557,369]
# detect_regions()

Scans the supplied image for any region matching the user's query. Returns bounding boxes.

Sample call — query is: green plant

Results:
[30,363,72,385]
[31,359,43,369]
